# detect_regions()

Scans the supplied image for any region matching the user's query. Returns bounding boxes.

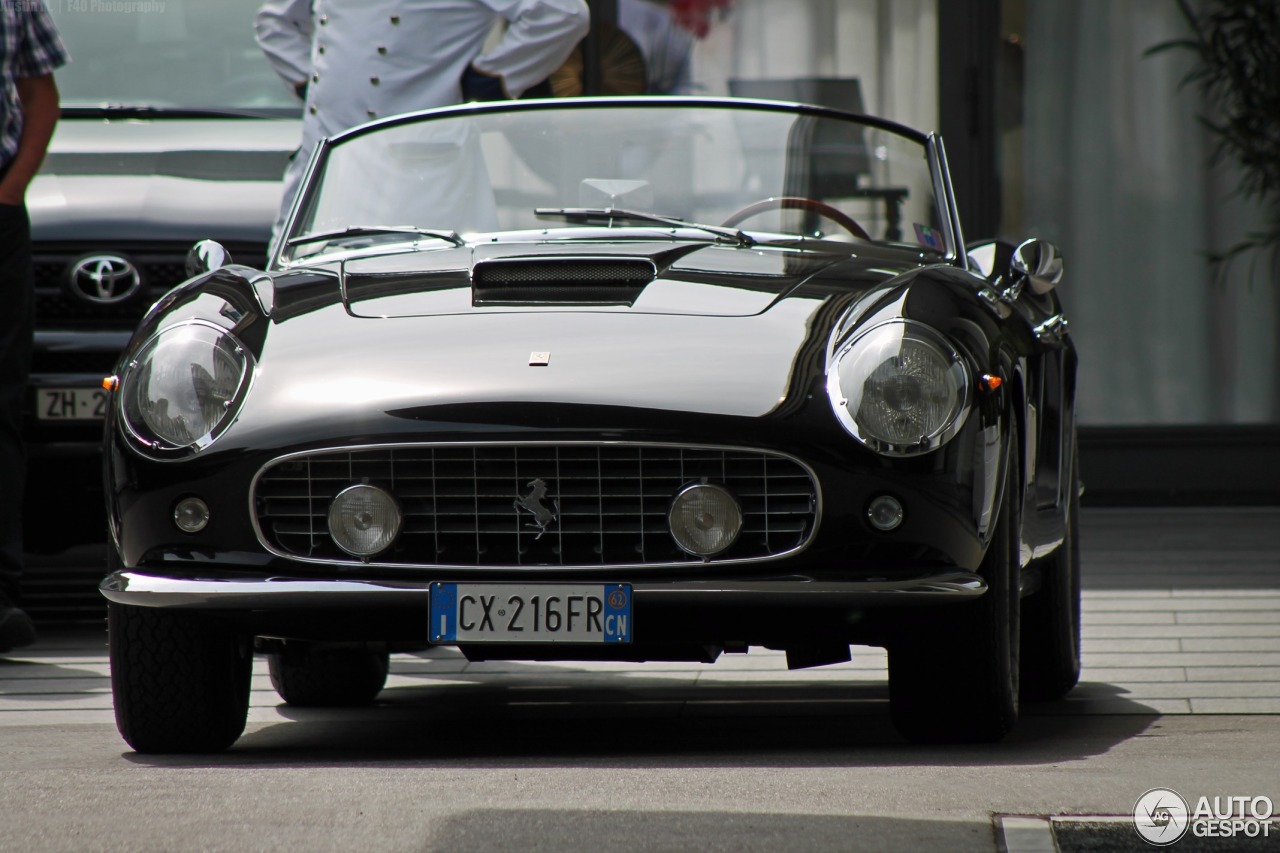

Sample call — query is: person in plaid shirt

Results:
[0,1,68,653]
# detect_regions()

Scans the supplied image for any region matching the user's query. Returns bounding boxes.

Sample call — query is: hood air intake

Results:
[472,257,656,306]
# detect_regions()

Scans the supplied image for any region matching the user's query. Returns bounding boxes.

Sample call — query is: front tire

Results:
[108,602,252,754]
[888,450,1022,743]
[267,643,389,707]
[1020,456,1082,701]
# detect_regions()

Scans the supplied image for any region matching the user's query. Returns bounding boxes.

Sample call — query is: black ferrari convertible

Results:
[100,96,1078,753]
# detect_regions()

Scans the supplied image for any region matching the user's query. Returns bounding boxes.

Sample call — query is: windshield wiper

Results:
[62,105,293,120]
[535,207,755,248]
[285,226,465,249]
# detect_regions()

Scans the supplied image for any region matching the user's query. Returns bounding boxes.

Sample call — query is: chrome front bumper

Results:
[100,570,986,610]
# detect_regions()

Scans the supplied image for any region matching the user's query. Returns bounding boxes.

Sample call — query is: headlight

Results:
[669,483,743,557]
[329,484,402,557]
[121,322,251,451]
[827,320,970,455]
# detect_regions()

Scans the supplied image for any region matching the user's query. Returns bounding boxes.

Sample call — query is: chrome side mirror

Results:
[185,240,234,279]
[1011,238,1064,296]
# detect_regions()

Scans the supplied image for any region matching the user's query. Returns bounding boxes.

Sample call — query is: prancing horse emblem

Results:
[514,478,558,539]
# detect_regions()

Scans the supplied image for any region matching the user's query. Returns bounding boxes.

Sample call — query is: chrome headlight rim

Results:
[826,319,972,457]
[118,319,255,457]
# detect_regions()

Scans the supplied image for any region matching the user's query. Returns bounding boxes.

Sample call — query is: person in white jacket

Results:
[255,0,590,256]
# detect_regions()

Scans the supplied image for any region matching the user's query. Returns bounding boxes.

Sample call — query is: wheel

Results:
[108,602,251,754]
[1020,453,1082,701]
[720,196,872,240]
[267,643,389,707]
[888,447,1022,743]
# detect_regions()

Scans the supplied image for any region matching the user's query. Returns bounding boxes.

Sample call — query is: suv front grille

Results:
[34,253,178,325]
[33,243,268,327]
[254,443,818,568]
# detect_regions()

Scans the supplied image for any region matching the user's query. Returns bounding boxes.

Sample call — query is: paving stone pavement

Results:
[2,507,1278,726]
[1062,507,1280,716]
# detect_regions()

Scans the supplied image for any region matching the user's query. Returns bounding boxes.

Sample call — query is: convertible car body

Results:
[100,97,1079,753]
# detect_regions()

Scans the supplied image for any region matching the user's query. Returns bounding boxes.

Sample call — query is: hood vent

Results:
[472,257,656,306]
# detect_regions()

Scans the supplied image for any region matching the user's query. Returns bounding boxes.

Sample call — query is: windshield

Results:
[283,100,950,262]
[48,0,299,115]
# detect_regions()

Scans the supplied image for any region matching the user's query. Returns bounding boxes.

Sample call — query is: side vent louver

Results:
[472,258,656,306]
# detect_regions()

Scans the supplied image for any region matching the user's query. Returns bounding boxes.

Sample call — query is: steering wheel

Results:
[721,196,871,241]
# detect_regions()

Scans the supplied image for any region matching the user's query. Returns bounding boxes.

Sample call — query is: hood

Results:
[245,294,836,430]
[335,239,898,319]
[28,117,300,243]
[218,244,916,440]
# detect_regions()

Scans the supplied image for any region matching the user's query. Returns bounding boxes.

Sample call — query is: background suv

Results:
[23,0,299,621]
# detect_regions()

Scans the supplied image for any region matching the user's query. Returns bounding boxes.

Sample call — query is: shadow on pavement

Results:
[121,654,1164,770]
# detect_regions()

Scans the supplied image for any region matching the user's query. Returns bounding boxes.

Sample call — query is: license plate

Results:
[37,387,109,421]
[429,582,632,644]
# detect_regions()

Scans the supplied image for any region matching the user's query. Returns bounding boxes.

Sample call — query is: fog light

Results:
[173,497,210,534]
[867,495,904,531]
[328,484,401,557]
[669,483,743,557]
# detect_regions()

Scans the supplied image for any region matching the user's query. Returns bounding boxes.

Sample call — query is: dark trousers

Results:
[0,200,33,605]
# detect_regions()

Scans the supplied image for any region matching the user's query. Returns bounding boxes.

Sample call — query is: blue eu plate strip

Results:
[430,582,457,643]
[603,583,632,643]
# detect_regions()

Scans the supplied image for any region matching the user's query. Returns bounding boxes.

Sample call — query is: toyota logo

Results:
[67,255,143,305]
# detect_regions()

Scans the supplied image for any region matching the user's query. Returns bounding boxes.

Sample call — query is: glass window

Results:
[600,0,938,129]
[285,102,945,262]
[47,0,300,114]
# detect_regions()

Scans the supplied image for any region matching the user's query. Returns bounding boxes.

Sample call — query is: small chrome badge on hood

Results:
[514,478,558,539]
[529,351,550,367]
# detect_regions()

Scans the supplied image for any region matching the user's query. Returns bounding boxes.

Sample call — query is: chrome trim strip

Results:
[248,440,823,572]
[100,570,985,610]
[928,132,966,266]
[325,95,933,148]
[273,137,329,270]
[471,255,658,275]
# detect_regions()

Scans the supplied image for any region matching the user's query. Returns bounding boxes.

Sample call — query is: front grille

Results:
[254,444,818,567]
[32,348,123,375]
